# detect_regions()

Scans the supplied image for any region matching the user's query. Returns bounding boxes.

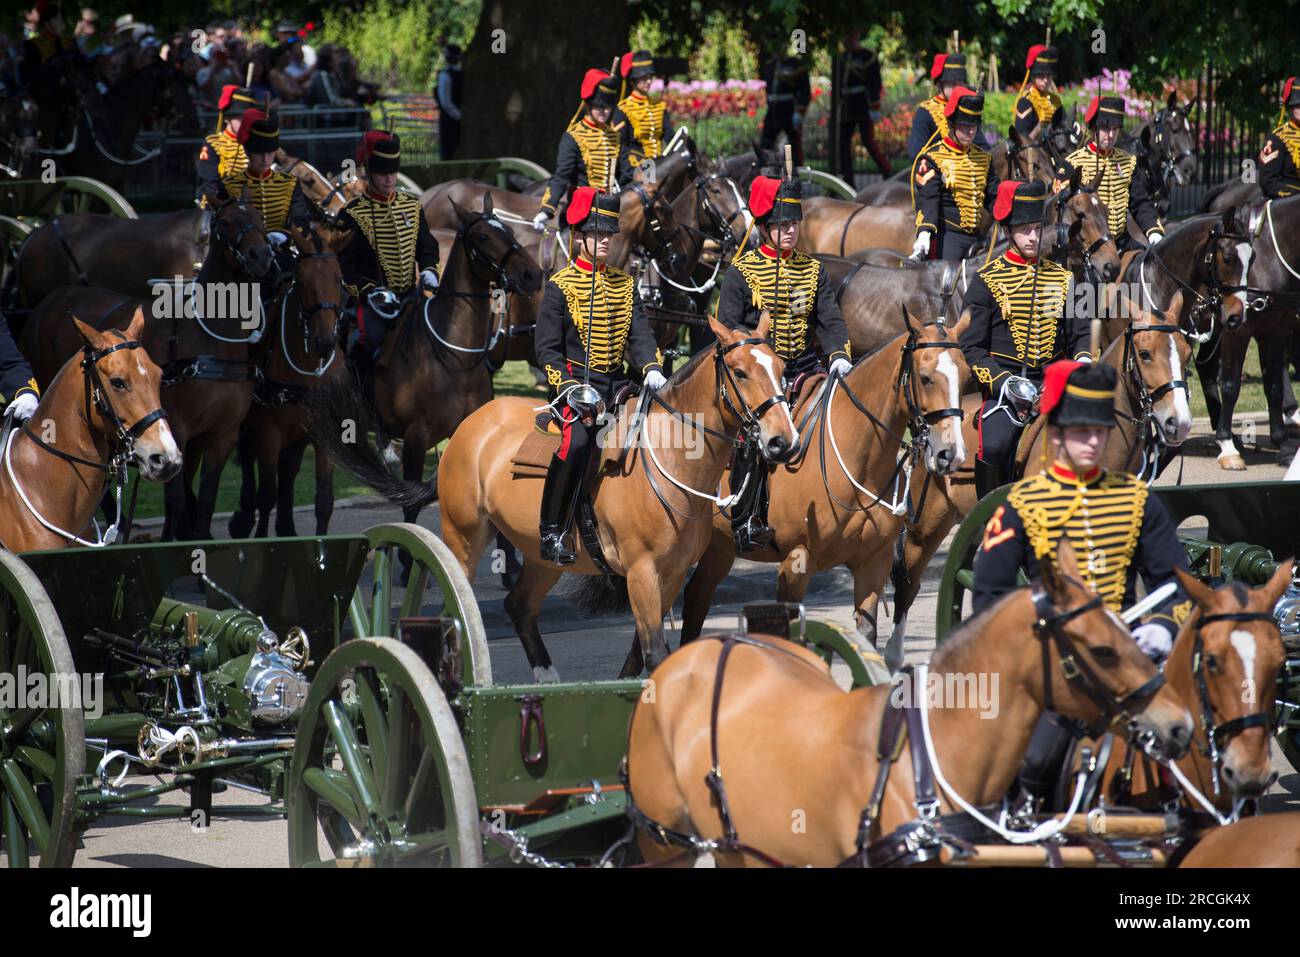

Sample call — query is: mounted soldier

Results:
[337,131,441,375]
[717,171,852,551]
[837,29,891,179]
[534,187,666,565]
[759,49,811,167]
[196,84,260,201]
[534,69,627,233]
[961,180,1092,497]
[1063,95,1164,250]
[615,50,674,174]
[910,87,996,262]
[971,358,1192,806]
[906,52,971,159]
[0,309,40,424]
[1259,77,1300,200]
[1013,44,1062,139]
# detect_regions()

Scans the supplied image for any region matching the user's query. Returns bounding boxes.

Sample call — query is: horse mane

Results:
[929,588,1024,671]
[658,344,711,402]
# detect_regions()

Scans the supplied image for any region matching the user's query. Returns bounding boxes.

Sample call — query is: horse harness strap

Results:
[837,204,869,258]
[162,356,259,386]
[51,217,91,286]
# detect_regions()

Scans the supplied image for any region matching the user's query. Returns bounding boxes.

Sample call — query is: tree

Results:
[457,0,631,165]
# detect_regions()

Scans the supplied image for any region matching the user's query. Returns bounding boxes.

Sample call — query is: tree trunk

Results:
[458,0,630,168]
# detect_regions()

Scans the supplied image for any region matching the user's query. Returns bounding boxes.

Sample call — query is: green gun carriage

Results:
[0,523,882,867]
[934,479,1300,772]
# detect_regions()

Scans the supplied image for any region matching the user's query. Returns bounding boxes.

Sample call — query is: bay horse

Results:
[1117,94,1199,220]
[1178,814,1300,867]
[437,313,799,680]
[625,538,1191,866]
[678,312,971,671]
[0,308,181,551]
[1091,563,1291,822]
[228,226,349,538]
[20,190,274,541]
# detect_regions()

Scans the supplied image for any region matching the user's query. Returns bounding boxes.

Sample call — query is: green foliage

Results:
[316,0,478,91]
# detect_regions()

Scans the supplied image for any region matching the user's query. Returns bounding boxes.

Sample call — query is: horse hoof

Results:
[227,512,254,539]
[532,665,561,683]
[1218,454,1247,471]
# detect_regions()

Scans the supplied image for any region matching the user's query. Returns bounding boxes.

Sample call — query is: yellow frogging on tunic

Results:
[1065,144,1140,237]
[220,170,297,231]
[978,256,1073,369]
[548,263,637,377]
[732,250,826,360]
[1007,470,1147,610]
[618,92,668,162]
[1268,122,1300,195]
[204,132,247,179]
[344,191,424,294]
[1023,87,1062,127]
[568,120,620,190]
[924,140,992,232]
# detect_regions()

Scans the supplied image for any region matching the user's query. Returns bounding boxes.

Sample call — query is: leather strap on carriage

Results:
[253,375,311,407]
[52,217,91,286]
[162,356,260,385]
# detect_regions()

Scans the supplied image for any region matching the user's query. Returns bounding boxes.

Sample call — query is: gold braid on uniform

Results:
[1065,144,1139,236]
[732,250,822,359]
[618,93,667,161]
[1007,470,1147,610]
[978,256,1072,368]
[204,132,247,179]
[568,119,620,190]
[1025,87,1062,126]
[549,264,637,376]
[1270,122,1300,186]
[346,192,423,294]
[221,170,297,231]
[922,96,949,141]
[926,141,992,232]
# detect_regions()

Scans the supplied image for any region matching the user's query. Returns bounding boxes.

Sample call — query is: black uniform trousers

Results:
[838,117,892,179]
[928,225,980,262]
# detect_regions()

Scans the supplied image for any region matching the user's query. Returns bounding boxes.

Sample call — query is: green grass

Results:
[131,361,549,522]
[1187,345,1265,419]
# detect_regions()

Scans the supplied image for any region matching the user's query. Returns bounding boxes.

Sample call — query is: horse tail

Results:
[570,573,631,615]
[889,525,911,624]
[306,375,437,510]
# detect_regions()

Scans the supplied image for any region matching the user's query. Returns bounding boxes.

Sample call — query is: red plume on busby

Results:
[620,52,634,78]
[1039,360,1084,420]
[930,53,948,81]
[993,180,1023,222]
[566,186,597,226]
[748,176,780,221]
[234,109,267,145]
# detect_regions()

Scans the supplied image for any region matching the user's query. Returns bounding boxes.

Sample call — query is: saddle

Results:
[789,371,825,426]
[508,384,639,479]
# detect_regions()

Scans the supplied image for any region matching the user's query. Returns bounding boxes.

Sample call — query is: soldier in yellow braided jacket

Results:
[196,85,260,202]
[971,358,1191,805]
[910,87,997,262]
[1013,45,1062,139]
[1259,77,1300,199]
[614,50,674,175]
[534,70,630,232]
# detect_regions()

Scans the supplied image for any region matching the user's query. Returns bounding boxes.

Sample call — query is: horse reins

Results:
[1113,321,1191,480]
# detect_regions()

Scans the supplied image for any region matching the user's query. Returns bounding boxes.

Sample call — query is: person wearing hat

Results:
[970,357,1192,806]
[615,49,674,171]
[1259,77,1300,199]
[716,173,852,551]
[961,180,1092,497]
[534,69,627,232]
[337,131,441,373]
[534,186,665,565]
[910,87,996,262]
[1013,45,1062,139]
[1064,96,1164,250]
[435,43,463,160]
[906,52,973,159]
[196,84,259,200]
[758,48,811,167]
[837,30,890,180]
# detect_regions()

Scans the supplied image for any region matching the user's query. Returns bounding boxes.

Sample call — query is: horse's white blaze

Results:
[1167,335,1192,438]
[1091,195,1099,207]
[749,346,797,440]
[156,420,180,459]
[1217,437,1241,460]
[1234,242,1251,307]
[1229,630,1257,685]
[935,350,965,463]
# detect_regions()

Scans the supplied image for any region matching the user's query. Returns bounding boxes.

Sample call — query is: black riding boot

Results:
[974,458,1007,500]
[1017,712,1082,808]
[539,452,580,566]
[730,445,774,552]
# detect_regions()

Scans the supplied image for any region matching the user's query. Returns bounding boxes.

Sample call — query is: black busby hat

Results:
[358,131,401,174]
[1284,77,1300,110]
[943,87,984,125]
[930,52,969,86]
[1042,360,1117,428]
[749,176,802,225]
[582,69,620,109]
[621,50,655,81]
[242,114,279,154]
[992,180,1047,226]
[1026,44,1059,77]
[566,187,621,234]
[1085,95,1126,129]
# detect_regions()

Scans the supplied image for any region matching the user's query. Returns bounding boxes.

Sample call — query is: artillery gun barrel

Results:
[151,597,272,671]
[1178,538,1280,586]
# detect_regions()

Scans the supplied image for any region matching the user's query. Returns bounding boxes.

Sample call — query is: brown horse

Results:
[1178,813,1300,867]
[228,227,349,538]
[679,313,971,670]
[1093,563,1292,819]
[276,151,351,220]
[437,313,799,680]
[20,191,274,541]
[0,309,180,551]
[626,539,1191,866]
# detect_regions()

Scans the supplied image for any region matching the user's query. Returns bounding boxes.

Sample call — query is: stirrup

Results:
[733,517,774,552]
[540,530,576,566]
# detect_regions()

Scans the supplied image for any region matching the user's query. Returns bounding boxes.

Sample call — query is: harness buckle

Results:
[1059,654,1081,680]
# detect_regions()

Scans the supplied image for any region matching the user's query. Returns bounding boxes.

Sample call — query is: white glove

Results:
[267,229,290,247]
[531,211,549,233]
[5,392,38,423]
[1077,353,1094,364]
[644,370,667,391]
[909,233,931,261]
[1132,623,1173,662]
[1146,230,1164,246]
[420,268,440,291]
[829,357,852,378]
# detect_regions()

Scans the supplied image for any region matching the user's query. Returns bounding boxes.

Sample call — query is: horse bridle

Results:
[633,183,688,268]
[1052,183,1114,283]
[279,238,343,377]
[1113,322,1191,479]
[713,335,789,443]
[1203,211,1300,313]
[694,171,747,255]
[1190,609,1281,796]
[1030,583,1167,734]
[210,198,271,276]
[1148,107,1195,195]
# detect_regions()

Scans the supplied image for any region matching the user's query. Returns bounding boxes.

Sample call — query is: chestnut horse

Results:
[626,539,1192,866]
[437,314,799,680]
[20,191,274,540]
[0,309,180,551]
[1179,814,1300,867]
[678,312,972,671]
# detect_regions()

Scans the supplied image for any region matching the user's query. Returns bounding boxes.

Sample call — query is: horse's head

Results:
[1004,125,1057,184]
[1054,164,1121,282]
[900,305,970,475]
[1147,93,1198,187]
[450,193,543,295]
[289,226,345,361]
[628,181,691,274]
[156,60,201,136]
[1113,288,1194,445]
[72,308,181,482]
[1171,561,1292,799]
[1037,538,1193,759]
[203,187,275,278]
[707,310,798,462]
[1046,106,1083,158]
[695,171,753,258]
